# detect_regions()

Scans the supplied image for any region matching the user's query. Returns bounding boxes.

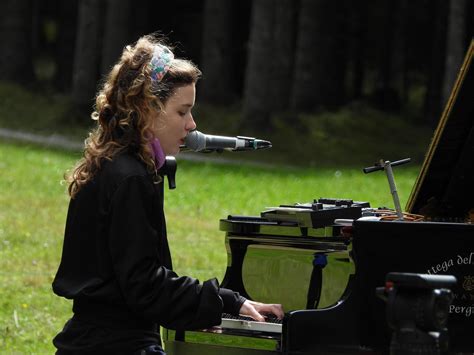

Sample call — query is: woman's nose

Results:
[186,114,197,131]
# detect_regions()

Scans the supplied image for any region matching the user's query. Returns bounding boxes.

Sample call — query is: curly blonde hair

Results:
[67,34,201,198]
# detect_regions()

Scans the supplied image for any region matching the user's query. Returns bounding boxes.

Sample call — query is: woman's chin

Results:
[165,148,180,157]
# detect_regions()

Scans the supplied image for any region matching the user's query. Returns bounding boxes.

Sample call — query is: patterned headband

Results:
[148,45,174,83]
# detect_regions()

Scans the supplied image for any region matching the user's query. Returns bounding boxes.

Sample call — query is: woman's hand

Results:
[239,300,284,322]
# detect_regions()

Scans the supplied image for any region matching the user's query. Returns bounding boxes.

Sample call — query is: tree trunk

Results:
[55,0,78,91]
[0,0,35,84]
[130,1,152,45]
[269,0,297,111]
[31,0,40,57]
[349,1,368,100]
[242,0,275,132]
[442,0,467,106]
[199,0,234,104]
[72,0,103,112]
[423,0,448,126]
[230,0,252,96]
[290,0,349,111]
[101,0,131,75]
[372,0,405,112]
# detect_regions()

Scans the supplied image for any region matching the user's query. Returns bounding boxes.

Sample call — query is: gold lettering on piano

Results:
[457,252,474,266]
[449,305,474,317]
[426,252,474,275]
[427,259,453,274]
[462,275,474,292]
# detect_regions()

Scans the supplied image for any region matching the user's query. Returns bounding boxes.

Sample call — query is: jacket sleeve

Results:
[219,288,246,315]
[107,175,244,330]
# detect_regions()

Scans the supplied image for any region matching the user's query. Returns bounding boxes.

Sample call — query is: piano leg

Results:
[306,253,327,309]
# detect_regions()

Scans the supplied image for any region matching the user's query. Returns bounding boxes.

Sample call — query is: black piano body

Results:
[284,220,474,354]
[164,216,474,354]
[285,39,474,354]
[163,40,474,354]
[164,207,355,355]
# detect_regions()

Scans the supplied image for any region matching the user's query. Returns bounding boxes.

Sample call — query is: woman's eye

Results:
[178,111,186,117]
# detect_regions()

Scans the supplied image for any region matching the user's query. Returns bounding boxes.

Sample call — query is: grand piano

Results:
[163,40,474,354]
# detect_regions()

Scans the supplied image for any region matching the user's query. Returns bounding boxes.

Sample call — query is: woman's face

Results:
[153,83,197,156]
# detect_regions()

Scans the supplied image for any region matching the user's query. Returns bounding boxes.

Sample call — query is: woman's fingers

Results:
[269,304,284,319]
[239,301,265,322]
[254,303,284,319]
[247,306,266,322]
[239,300,285,321]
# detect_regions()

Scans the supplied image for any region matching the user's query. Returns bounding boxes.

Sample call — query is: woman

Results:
[52,35,283,354]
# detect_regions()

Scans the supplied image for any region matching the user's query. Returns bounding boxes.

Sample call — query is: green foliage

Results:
[0,141,420,353]
[0,82,93,139]
[194,102,433,167]
[0,82,435,168]
[193,103,244,134]
[268,105,433,166]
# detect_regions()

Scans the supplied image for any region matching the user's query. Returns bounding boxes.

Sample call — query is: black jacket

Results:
[52,153,245,353]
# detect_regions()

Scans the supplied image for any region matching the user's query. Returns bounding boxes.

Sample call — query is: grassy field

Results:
[0,141,421,353]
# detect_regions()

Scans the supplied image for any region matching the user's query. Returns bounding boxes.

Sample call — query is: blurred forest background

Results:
[0,0,473,166]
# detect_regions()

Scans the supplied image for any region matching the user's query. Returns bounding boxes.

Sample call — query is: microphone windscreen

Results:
[184,130,206,151]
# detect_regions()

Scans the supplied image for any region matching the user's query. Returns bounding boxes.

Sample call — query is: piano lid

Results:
[407,39,474,219]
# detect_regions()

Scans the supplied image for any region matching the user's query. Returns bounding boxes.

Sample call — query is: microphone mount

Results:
[363,158,411,220]
[159,156,177,189]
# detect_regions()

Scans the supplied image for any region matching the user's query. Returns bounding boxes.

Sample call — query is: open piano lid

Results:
[407,39,474,220]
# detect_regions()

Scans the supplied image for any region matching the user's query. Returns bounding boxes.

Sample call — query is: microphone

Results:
[183,130,272,152]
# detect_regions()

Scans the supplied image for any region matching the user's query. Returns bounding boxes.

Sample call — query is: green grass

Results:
[0,143,75,353]
[0,140,421,353]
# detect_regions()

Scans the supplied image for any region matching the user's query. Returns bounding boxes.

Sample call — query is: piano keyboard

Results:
[220,313,283,334]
